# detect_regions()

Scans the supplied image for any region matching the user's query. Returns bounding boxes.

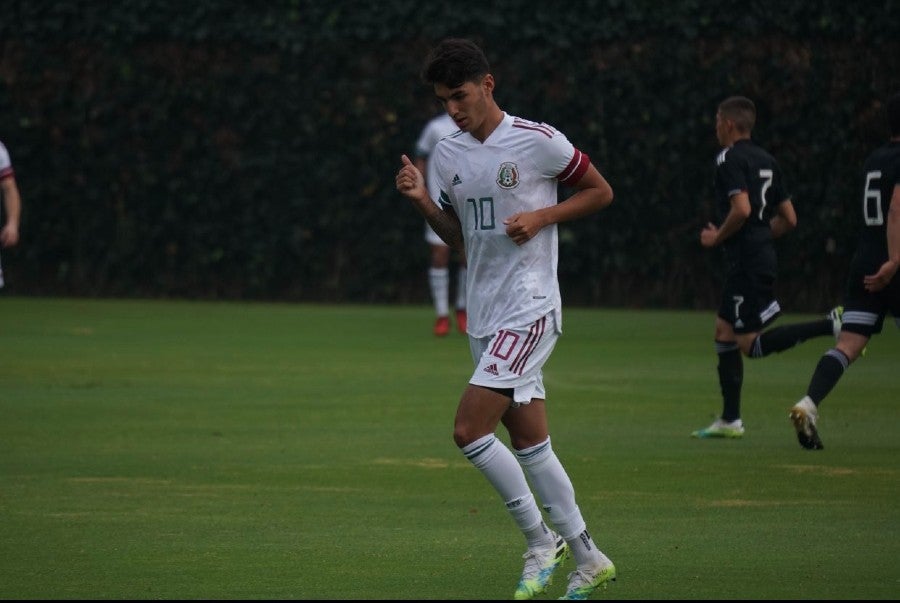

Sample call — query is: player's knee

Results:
[431,246,450,267]
[734,335,756,357]
[837,341,865,363]
[453,423,478,448]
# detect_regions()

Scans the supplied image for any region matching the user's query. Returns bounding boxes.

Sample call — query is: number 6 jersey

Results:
[854,140,900,273]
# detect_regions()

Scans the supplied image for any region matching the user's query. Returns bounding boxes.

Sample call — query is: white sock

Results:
[428,267,449,316]
[523,520,556,550]
[567,528,608,570]
[516,437,602,568]
[455,267,467,310]
[461,434,547,545]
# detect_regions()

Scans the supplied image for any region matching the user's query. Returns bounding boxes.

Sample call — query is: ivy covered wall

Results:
[1,0,898,309]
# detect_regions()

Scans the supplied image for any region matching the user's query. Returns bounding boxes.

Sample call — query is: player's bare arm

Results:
[769,198,798,239]
[0,177,21,248]
[504,164,613,246]
[396,154,464,251]
[426,205,463,252]
[863,183,900,292]
[701,191,750,247]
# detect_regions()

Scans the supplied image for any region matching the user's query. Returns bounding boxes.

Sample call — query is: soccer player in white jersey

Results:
[0,139,22,288]
[413,111,468,336]
[396,38,616,600]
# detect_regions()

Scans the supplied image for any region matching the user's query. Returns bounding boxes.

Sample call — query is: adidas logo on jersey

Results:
[484,363,499,376]
[451,174,462,186]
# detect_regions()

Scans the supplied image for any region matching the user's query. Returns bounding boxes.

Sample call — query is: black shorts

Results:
[717,269,781,334]
[841,264,900,337]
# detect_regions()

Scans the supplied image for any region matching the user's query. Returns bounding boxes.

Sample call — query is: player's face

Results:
[435,75,493,135]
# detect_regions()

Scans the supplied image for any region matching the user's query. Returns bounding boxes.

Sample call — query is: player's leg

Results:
[727,268,834,358]
[693,307,745,438]
[454,386,539,527]
[499,314,614,599]
[454,252,468,333]
[506,404,615,599]
[426,223,451,336]
[790,289,887,449]
[454,385,562,600]
[464,316,578,599]
[742,316,835,358]
[790,330,869,450]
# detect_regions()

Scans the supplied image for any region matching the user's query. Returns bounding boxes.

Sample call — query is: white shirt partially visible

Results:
[415,113,458,202]
[0,141,13,179]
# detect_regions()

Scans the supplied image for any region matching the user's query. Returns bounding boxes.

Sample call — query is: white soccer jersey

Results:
[0,141,13,180]
[429,113,590,337]
[0,140,11,288]
[415,112,458,201]
[415,112,458,158]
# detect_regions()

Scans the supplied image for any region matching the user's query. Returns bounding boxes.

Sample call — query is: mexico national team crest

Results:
[496,162,520,189]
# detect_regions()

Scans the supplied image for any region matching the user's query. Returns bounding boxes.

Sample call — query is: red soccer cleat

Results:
[455,309,467,334]
[434,316,450,337]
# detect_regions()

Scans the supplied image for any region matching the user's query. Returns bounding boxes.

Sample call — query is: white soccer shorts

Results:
[424,221,447,246]
[468,312,559,405]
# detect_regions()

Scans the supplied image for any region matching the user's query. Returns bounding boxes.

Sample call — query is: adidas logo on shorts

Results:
[484,363,499,376]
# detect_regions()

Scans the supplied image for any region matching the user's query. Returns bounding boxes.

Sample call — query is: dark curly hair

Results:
[421,38,490,89]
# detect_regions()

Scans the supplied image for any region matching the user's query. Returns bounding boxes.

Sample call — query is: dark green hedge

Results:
[1,0,898,310]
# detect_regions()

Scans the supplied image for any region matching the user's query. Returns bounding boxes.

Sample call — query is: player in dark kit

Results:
[693,96,840,439]
[789,91,900,450]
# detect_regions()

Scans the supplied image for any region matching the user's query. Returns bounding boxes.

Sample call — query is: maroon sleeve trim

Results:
[557,149,590,186]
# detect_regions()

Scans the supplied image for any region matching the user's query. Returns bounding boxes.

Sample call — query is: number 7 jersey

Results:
[714,138,790,273]
[429,112,591,338]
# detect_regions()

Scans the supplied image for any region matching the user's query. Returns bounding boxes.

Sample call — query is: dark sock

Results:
[716,341,743,422]
[807,348,849,404]
[750,319,833,358]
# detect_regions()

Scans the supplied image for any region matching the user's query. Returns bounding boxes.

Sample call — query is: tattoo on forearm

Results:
[427,211,464,251]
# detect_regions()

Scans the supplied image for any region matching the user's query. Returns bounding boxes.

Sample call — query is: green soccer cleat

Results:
[558,559,617,600]
[514,533,569,600]
[828,305,866,356]
[691,418,744,439]
[828,305,843,339]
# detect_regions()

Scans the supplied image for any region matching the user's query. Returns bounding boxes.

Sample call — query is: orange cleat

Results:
[434,316,450,336]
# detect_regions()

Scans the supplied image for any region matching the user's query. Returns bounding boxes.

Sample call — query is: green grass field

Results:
[0,297,897,600]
